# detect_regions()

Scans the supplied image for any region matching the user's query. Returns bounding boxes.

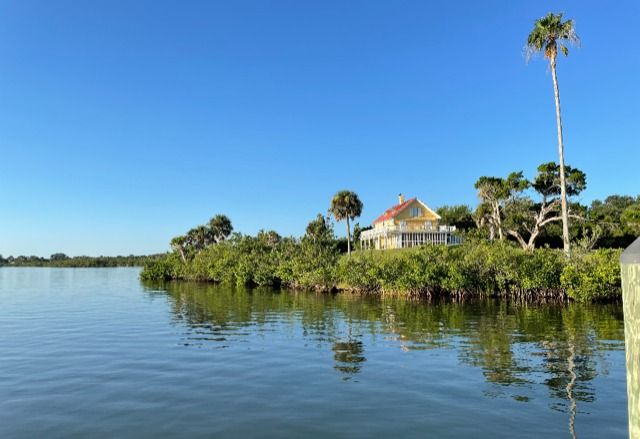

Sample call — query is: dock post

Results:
[621,237,640,438]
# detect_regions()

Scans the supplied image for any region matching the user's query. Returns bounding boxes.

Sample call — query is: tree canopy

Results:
[526,12,579,61]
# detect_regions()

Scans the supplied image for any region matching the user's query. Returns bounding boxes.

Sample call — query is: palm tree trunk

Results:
[346,217,351,256]
[551,57,571,256]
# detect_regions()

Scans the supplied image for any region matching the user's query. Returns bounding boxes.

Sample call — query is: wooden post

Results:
[621,237,640,439]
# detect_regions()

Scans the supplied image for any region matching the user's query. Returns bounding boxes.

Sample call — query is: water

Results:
[0,267,628,438]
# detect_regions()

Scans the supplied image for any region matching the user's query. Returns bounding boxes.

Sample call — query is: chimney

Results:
[398,193,405,204]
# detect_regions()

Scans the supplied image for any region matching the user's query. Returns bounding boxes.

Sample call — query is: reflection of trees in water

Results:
[142,280,623,418]
[332,339,366,375]
[458,303,533,387]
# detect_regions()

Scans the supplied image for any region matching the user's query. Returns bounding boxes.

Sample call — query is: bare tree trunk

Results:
[346,216,351,256]
[507,230,528,250]
[551,57,571,256]
[179,248,186,264]
[493,201,503,240]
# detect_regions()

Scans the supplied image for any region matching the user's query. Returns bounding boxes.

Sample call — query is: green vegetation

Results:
[141,220,622,301]
[339,241,621,302]
[0,253,160,267]
[141,223,339,291]
[464,162,639,251]
[474,162,586,250]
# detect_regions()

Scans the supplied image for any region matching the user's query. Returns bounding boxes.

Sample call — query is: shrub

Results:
[140,236,622,302]
[560,249,622,301]
[139,253,180,281]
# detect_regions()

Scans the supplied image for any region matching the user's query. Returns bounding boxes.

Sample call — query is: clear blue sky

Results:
[1,0,638,256]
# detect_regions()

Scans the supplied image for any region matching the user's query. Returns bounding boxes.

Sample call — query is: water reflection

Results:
[143,280,624,436]
[332,339,365,376]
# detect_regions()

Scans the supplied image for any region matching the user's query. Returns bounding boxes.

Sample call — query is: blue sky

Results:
[1,1,638,256]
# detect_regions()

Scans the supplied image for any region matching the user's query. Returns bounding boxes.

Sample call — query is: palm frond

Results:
[524,12,579,62]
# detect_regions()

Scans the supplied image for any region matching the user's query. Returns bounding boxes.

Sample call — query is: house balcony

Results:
[360,225,462,250]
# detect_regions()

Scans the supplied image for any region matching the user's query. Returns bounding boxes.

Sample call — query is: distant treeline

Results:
[0,253,162,268]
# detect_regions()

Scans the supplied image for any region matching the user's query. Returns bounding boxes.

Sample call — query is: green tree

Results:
[504,163,586,250]
[526,12,580,255]
[305,214,334,243]
[474,172,528,241]
[186,225,210,251]
[622,203,640,236]
[352,223,371,249]
[329,190,363,256]
[257,229,281,247]
[436,205,475,231]
[208,214,233,243]
[50,253,69,261]
[170,235,188,263]
[588,195,639,248]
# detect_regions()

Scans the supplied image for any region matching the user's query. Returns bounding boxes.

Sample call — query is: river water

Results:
[0,267,628,438]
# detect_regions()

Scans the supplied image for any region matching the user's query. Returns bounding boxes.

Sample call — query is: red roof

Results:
[372,197,416,224]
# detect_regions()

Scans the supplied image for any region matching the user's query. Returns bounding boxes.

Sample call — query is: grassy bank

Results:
[140,237,621,302]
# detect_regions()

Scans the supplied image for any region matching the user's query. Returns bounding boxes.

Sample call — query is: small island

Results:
[142,163,638,302]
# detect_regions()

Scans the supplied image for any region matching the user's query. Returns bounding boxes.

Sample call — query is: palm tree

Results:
[186,225,209,251]
[526,12,579,255]
[170,235,187,263]
[208,214,233,243]
[329,190,363,256]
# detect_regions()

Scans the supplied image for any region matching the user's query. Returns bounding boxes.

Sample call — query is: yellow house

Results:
[360,194,461,250]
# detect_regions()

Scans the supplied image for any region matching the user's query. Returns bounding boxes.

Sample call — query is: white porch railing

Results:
[360,226,462,250]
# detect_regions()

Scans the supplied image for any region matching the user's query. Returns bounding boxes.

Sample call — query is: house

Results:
[360,194,461,250]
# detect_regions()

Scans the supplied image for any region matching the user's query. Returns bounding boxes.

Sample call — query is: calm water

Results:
[0,268,628,438]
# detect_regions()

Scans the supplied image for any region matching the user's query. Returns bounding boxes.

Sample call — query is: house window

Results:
[410,207,422,217]
[425,221,433,230]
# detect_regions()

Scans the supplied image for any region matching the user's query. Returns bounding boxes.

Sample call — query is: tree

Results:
[352,223,371,249]
[170,235,187,263]
[50,253,69,261]
[622,203,640,236]
[186,225,209,251]
[587,195,639,248]
[257,229,281,248]
[474,172,528,241]
[436,205,475,231]
[329,190,363,256]
[208,214,233,243]
[305,214,334,243]
[504,162,586,250]
[527,12,580,255]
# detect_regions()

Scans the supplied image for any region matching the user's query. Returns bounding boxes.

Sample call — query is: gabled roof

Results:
[372,197,441,224]
[373,197,416,224]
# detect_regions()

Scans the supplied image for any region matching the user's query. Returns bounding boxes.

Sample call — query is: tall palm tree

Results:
[526,12,579,255]
[329,190,363,256]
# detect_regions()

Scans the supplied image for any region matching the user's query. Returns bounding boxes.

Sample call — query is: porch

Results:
[360,225,462,250]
